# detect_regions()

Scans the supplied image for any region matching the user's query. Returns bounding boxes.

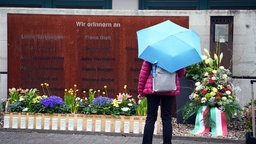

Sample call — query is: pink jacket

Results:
[138,61,186,96]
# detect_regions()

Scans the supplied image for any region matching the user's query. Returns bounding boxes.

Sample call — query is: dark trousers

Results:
[142,94,174,144]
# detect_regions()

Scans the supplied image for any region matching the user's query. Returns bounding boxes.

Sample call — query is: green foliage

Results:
[88,89,95,105]
[8,101,27,112]
[185,62,207,82]
[136,98,148,116]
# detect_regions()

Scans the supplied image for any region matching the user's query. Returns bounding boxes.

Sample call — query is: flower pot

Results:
[3,113,161,134]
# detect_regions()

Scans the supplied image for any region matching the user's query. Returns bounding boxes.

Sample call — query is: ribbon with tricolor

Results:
[210,107,228,137]
[191,106,210,134]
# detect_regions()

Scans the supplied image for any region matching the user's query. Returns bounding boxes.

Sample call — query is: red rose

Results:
[217,92,223,96]
[208,80,215,84]
[201,89,208,94]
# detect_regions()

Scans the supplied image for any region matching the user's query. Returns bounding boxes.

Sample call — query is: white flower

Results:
[222,74,228,79]
[226,90,231,95]
[202,55,207,60]
[218,85,223,89]
[195,85,203,91]
[204,72,209,76]
[121,107,130,112]
[193,93,199,99]
[195,82,201,86]
[75,97,81,101]
[217,101,223,106]
[219,66,225,70]
[205,58,211,64]
[211,76,216,80]
[189,93,194,100]
[22,108,28,112]
[128,103,133,106]
[201,97,207,103]
[19,97,25,101]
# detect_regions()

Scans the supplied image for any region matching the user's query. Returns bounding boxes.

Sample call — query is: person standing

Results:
[138,61,186,144]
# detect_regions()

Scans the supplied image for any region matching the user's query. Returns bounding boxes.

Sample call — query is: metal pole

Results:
[251,80,256,137]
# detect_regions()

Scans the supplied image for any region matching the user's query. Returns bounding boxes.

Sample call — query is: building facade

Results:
[0,0,256,106]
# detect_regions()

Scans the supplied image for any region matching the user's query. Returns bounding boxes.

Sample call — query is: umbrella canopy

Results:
[137,20,202,73]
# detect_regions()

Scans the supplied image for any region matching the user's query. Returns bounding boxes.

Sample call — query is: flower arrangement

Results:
[110,85,137,116]
[183,47,242,125]
[40,95,66,113]
[86,95,113,115]
[7,88,41,112]
[1,84,145,117]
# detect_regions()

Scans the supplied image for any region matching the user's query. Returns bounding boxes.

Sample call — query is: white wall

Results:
[0,11,7,101]
[112,0,138,10]
[0,8,255,107]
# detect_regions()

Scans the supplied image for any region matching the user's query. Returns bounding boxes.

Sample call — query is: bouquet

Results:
[183,46,242,125]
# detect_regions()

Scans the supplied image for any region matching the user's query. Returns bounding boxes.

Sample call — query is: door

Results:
[210,16,233,72]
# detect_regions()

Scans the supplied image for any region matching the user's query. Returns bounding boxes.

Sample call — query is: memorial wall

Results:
[8,14,188,98]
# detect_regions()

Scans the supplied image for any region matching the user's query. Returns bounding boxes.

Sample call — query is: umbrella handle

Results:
[152,64,157,77]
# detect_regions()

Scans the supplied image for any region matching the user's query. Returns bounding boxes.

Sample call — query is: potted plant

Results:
[1,84,161,134]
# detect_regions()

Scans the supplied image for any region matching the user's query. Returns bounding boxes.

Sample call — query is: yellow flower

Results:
[210,92,216,97]
[211,87,218,93]
[212,70,217,74]
[222,97,227,101]
[42,95,47,98]
[124,85,127,89]
[104,85,107,89]
[74,84,77,87]
[102,92,106,95]
[112,99,121,107]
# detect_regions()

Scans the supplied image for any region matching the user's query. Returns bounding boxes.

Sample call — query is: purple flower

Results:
[93,96,112,105]
[40,96,64,108]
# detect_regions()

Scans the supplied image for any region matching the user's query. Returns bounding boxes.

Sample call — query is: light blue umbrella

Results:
[137,20,202,73]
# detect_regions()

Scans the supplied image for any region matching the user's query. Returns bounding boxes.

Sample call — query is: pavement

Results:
[0,128,245,144]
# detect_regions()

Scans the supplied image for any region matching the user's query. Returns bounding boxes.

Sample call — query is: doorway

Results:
[210,16,233,72]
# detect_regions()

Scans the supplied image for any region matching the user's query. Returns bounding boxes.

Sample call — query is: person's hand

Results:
[137,94,145,100]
